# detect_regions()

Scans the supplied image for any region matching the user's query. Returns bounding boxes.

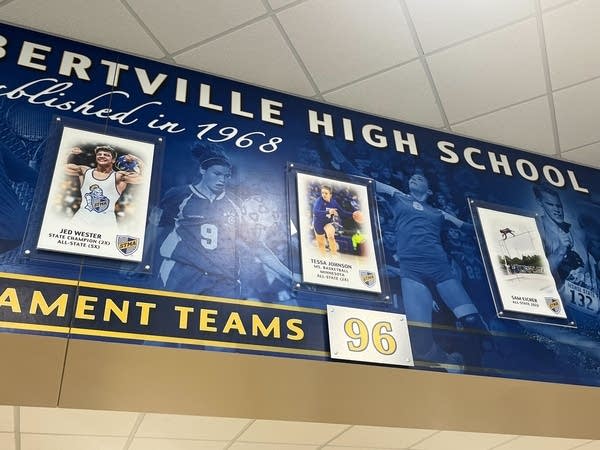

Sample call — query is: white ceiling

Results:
[1,405,600,450]
[1,0,599,448]
[0,0,598,168]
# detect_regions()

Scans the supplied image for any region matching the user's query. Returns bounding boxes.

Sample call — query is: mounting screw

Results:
[144,265,151,271]
[289,163,294,168]
[158,137,163,142]
[406,358,411,363]
[56,117,61,122]
[570,321,575,326]
[295,283,301,288]
[399,317,403,321]
[24,249,31,255]
[368,180,373,183]
[384,295,390,300]
[334,351,338,355]
[498,311,504,316]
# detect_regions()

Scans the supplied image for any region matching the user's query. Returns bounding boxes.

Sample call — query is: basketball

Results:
[352,210,365,224]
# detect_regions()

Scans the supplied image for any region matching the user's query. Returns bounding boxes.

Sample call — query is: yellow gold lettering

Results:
[286,318,304,341]
[0,288,21,313]
[174,306,194,329]
[103,299,129,323]
[135,301,156,326]
[223,312,246,335]
[252,314,280,338]
[29,291,68,317]
[75,295,97,320]
[199,308,218,332]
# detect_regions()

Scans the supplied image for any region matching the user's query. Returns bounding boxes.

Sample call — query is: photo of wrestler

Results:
[37,126,155,262]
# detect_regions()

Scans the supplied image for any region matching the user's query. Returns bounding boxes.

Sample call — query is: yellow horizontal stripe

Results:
[0,271,326,315]
[0,272,78,287]
[0,321,70,334]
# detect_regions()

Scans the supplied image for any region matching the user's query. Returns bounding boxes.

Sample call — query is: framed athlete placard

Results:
[471,200,573,326]
[36,124,156,263]
[293,169,383,295]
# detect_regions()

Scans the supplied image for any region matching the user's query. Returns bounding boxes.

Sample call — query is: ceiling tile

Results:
[231,444,318,450]
[20,407,138,436]
[575,441,600,450]
[406,0,533,53]
[494,435,590,450]
[127,0,266,53]
[544,0,600,89]
[553,77,600,150]
[174,18,315,96]
[267,0,299,9]
[325,447,385,450]
[0,406,13,432]
[540,0,577,11]
[427,19,545,123]
[0,433,14,450]
[560,142,600,169]
[137,414,250,440]
[21,434,126,450]
[414,430,517,450]
[239,420,348,445]
[277,0,417,91]
[451,96,556,155]
[0,0,164,58]
[324,61,444,128]
[129,437,228,450]
[329,425,436,448]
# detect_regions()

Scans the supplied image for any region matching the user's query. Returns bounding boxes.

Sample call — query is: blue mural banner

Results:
[0,22,598,386]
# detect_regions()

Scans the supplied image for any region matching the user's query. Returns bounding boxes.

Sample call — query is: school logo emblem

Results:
[116,235,140,256]
[359,270,376,288]
[545,297,562,314]
[84,184,110,213]
[412,201,424,211]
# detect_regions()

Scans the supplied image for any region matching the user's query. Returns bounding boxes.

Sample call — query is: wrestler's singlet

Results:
[72,169,121,228]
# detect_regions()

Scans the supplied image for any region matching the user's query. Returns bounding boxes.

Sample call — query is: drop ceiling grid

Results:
[0,0,599,446]
[0,0,598,165]
[5,406,600,450]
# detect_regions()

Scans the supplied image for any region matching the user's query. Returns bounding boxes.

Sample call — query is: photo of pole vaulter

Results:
[476,206,566,319]
[37,126,155,263]
[296,172,381,294]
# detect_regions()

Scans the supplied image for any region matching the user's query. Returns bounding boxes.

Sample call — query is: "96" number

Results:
[327,305,413,366]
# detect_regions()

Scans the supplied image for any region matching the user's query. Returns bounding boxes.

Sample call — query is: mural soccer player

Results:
[65,146,143,229]
[377,172,491,367]
[159,143,293,298]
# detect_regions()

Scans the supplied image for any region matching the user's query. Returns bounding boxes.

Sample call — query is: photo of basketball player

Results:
[37,126,155,262]
[295,171,381,294]
[66,146,143,229]
[312,185,358,256]
[158,143,292,298]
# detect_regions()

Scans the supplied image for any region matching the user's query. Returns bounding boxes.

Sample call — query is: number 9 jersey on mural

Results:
[36,125,156,262]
